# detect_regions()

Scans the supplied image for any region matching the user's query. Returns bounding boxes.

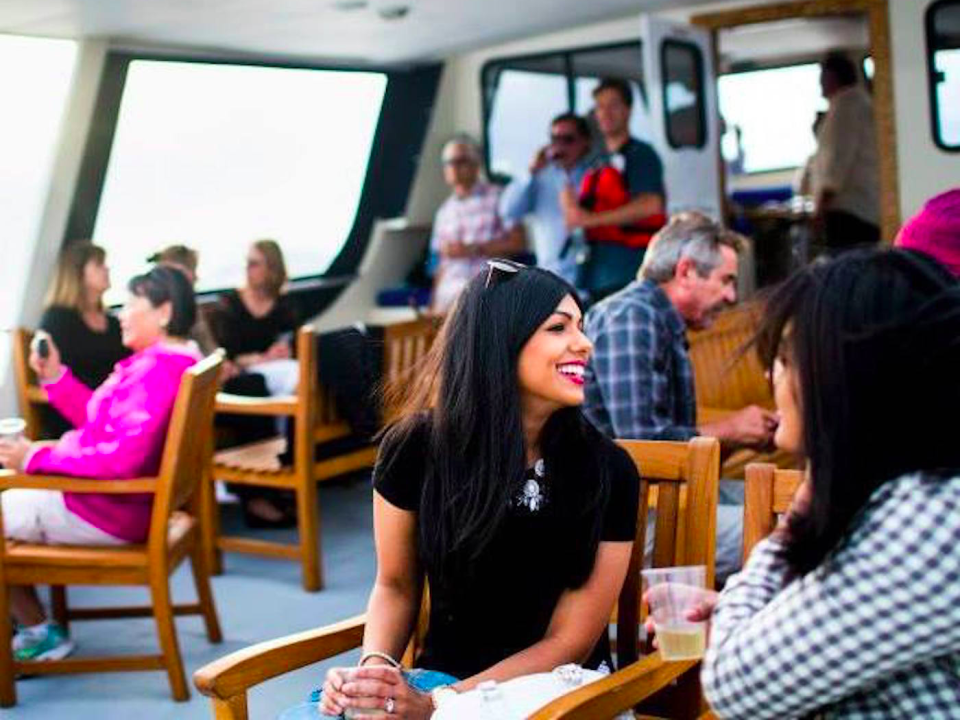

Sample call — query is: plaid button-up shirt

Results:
[704,472,960,719]
[583,279,696,441]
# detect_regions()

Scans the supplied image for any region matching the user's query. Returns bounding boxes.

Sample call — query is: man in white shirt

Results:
[813,51,881,251]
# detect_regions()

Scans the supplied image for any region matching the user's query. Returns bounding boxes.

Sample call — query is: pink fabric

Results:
[24,343,201,542]
[895,189,960,278]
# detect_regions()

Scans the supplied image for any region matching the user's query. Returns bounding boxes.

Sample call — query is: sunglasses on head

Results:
[484,258,526,289]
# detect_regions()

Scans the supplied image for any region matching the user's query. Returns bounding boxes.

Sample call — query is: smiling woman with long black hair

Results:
[294,261,640,719]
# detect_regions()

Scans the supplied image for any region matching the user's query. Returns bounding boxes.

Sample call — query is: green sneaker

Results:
[13,622,75,662]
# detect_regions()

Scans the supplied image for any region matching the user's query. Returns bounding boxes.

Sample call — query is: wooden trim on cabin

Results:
[691,0,901,242]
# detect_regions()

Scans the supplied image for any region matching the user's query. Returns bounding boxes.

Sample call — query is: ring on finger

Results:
[385,697,396,714]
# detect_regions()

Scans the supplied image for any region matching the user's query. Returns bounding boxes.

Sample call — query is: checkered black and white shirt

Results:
[703,472,960,719]
[583,280,697,441]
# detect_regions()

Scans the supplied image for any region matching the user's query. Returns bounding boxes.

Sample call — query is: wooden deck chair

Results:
[0,353,223,707]
[193,437,720,720]
[687,304,797,478]
[532,462,805,720]
[742,463,803,562]
[203,319,436,592]
[11,328,49,440]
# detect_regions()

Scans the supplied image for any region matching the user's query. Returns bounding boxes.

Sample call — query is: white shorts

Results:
[2,489,125,546]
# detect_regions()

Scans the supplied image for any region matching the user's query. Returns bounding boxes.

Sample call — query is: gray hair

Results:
[441,133,483,164]
[640,212,746,283]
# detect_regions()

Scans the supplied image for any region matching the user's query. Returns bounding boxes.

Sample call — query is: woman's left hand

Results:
[340,666,434,719]
[0,437,32,471]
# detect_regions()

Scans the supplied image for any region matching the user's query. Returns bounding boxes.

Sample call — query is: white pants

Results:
[2,489,125,546]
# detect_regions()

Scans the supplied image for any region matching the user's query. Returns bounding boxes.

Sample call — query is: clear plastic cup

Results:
[0,417,26,446]
[642,565,709,661]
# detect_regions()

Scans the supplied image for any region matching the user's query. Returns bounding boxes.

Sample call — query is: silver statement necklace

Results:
[516,458,546,513]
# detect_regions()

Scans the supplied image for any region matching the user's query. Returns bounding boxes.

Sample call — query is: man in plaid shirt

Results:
[583,213,777,579]
[429,135,525,313]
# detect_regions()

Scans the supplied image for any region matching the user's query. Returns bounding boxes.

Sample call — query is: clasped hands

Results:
[321,665,433,719]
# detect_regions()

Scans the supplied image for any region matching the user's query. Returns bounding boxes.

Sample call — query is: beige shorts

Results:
[1,489,125,545]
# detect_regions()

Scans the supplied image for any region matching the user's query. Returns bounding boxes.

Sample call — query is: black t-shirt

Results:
[373,416,640,680]
[38,306,130,438]
[210,290,298,359]
[613,137,665,198]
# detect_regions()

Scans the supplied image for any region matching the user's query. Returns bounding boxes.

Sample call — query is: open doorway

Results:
[692,0,898,285]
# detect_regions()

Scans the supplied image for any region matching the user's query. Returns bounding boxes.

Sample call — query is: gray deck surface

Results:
[6,475,376,719]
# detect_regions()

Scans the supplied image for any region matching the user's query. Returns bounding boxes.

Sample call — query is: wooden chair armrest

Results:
[194,614,366,702]
[528,655,698,720]
[0,470,158,494]
[215,393,298,417]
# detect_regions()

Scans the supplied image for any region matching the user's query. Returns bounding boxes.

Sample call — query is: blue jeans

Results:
[277,669,459,719]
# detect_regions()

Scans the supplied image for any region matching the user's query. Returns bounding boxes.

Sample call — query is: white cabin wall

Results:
[0,40,107,418]
[890,0,958,219]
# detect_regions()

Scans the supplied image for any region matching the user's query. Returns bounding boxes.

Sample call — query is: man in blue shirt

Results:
[500,113,595,285]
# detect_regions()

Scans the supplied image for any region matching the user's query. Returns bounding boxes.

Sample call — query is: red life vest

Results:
[578,165,666,249]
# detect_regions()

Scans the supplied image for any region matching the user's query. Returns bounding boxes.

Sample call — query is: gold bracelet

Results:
[358,651,402,669]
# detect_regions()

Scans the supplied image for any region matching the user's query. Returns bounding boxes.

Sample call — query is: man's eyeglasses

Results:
[443,157,475,167]
[484,258,526,289]
[550,133,578,145]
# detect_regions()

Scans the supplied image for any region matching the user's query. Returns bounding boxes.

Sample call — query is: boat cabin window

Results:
[661,39,707,149]
[927,0,960,150]
[482,41,650,182]
[718,62,827,174]
[90,59,387,303]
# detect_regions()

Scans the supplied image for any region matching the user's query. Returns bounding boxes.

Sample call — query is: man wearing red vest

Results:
[563,77,666,302]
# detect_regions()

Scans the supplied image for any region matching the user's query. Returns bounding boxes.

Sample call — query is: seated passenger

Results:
[38,241,130,438]
[701,249,960,718]
[895,188,960,278]
[148,243,218,353]
[304,262,639,718]
[429,135,524,314]
[584,213,776,583]
[209,239,298,527]
[0,266,200,663]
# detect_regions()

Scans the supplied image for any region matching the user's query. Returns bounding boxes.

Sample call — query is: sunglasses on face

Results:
[484,258,526,289]
[550,133,578,145]
[443,157,475,167]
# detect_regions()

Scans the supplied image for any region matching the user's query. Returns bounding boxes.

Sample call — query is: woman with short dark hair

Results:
[701,249,960,718]
[298,262,639,719]
[0,266,202,663]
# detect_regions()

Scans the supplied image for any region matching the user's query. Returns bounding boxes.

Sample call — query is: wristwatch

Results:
[430,685,458,711]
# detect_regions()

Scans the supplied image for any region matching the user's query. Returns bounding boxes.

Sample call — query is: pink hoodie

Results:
[25,342,201,542]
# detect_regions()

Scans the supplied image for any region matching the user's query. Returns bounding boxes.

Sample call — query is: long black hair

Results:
[755,249,960,574]
[384,263,609,590]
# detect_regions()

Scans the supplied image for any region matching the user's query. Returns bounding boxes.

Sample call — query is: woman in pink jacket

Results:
[0,266,201,662]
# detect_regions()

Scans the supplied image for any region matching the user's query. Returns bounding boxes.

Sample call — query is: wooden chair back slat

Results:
[651,483,680,569]
[150,354,223,547]
[12,328,46,440]
[687,303,771,411]
[743,463,803,562]
[613,438,720,667]
[380,319,437,423]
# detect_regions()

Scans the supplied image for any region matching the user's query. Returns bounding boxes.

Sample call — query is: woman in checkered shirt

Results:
[701,248,960,719]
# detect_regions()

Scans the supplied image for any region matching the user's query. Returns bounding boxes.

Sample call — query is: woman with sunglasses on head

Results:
[288,261,639,719]
[699,249,960,718]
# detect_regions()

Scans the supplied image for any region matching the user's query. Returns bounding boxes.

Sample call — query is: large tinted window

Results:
[93,60,387,303]
[483,42,648,182]
[718,63,826,173]
[927,0,960,150]
[0,34,77,377]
